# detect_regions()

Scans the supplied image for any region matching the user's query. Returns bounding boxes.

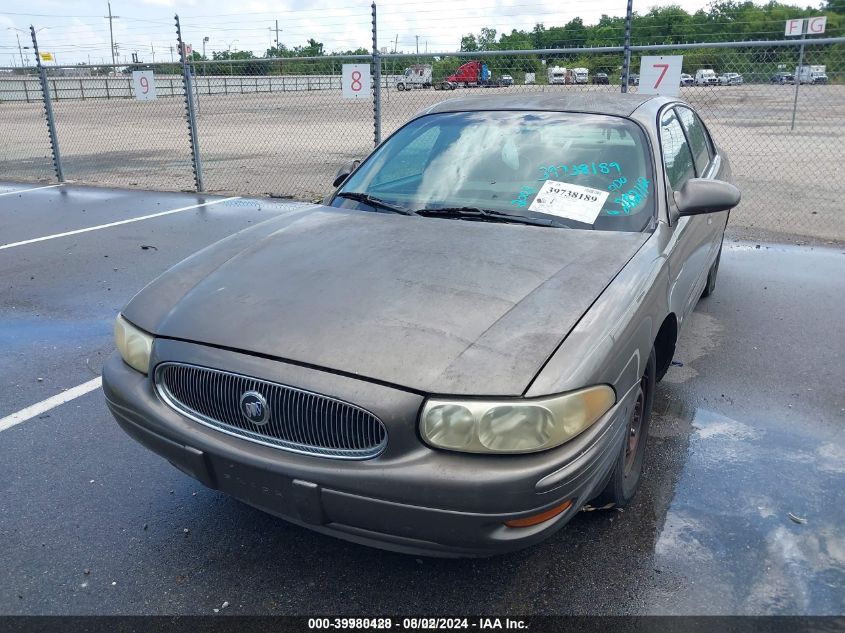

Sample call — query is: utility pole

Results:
[15,33,25,67]
[416,35,419,54]
[275,19,280,49]
[169,45,174,63]
[394,34,398,53]
[104,2,120,74]
[151,43,155,63]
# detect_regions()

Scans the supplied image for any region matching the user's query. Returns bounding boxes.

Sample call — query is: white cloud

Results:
[1,0,718,65]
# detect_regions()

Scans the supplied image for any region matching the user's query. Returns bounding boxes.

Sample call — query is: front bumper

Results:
[103,341,634,557]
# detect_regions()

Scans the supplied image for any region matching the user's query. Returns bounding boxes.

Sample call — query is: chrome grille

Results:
[154,363,387,459]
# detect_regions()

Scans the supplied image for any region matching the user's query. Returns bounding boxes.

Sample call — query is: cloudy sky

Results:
[2,0,754,66]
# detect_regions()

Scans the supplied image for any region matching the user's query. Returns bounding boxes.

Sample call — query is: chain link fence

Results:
[44,64,196,191]
[1,34,843,241]
[189,56,377,198]
[631,42,844,241]
[0,94,55,183]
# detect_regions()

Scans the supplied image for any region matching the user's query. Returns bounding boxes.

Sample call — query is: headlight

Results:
[420,386,615,454]
[114,313,154,374]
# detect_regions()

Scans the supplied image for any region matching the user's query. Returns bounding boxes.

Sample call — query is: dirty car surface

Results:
[103,93,740,557]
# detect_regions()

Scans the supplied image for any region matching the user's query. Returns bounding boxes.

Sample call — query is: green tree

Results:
[478,27,498,50]
[460,34,479,51]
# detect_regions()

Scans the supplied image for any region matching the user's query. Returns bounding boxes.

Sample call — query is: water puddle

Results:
[0,316,111,352]
[650,408,845,614]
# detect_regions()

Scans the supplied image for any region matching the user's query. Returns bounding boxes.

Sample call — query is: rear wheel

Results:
[397,82,406,91]
[592,348,656,507]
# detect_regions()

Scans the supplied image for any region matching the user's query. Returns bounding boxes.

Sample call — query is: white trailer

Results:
[548,66,567,85]
[694,69,718,85]
[571,67,589,84]
[795,65,828,84]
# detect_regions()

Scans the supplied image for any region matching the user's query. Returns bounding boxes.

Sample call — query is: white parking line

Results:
[0,377,102,433]
[0,183,64,197]
[0,196,241,251]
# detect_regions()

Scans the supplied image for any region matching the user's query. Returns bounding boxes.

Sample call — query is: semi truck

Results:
[396,61,509,90]
[445,61,508,88]
[395,64,433,90]
[795,65,828,84]
[394,64,457,91]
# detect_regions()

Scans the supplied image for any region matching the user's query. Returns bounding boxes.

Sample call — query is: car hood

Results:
[124,206,647,396]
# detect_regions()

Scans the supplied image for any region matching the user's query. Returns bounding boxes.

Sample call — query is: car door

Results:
[659,106,716,325]
[676,105,729,255]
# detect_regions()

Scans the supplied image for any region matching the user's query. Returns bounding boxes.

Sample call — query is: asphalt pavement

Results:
[1,182,843,615]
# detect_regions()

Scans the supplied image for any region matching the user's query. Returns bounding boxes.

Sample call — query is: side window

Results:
[371,126,440,187]
[676,107,712,176]
[660,109,696,191]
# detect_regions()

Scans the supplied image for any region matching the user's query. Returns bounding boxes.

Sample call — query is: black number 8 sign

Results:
[351,71,362,92]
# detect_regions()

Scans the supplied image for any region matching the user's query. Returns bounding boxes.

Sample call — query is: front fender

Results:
[525,230,671,399]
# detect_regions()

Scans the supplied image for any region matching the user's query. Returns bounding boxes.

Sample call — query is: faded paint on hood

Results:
[123,206,647,395]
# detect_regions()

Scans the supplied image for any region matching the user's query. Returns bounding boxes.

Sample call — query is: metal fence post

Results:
[30,25,63,182]
[621,0,633,93]
[193,64,202,116]
[372,1,382,147]
[790,33,805,131]
[175,14,204,192]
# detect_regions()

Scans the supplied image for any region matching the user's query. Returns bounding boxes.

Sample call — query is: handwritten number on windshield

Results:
[538,162,621,181]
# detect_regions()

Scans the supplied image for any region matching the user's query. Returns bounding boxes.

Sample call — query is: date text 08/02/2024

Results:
[307,617,529,630]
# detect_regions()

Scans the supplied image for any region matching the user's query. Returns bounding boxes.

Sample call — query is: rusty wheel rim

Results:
[624,379,646,476]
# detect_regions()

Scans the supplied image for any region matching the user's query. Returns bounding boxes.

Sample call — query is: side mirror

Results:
[674,178,741,216]
[332,159,361,188]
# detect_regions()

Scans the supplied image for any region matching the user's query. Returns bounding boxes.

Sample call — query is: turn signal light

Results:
[504,499,573,528]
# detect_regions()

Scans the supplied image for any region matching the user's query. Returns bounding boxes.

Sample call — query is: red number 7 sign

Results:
[653,63,669,88]
[638,55,683,96]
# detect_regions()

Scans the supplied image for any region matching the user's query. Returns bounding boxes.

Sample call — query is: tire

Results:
[592,348,656,508]
[397,83,405,91]
[701,245,722,298]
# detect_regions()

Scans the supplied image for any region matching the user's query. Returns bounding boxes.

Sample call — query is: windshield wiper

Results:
[336,192,414,215]
[414,206,557,227]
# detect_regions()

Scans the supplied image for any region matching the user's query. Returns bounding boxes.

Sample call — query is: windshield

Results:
[334,111,656,232]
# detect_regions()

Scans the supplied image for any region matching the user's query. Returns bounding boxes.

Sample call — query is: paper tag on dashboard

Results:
[528,180,609,225]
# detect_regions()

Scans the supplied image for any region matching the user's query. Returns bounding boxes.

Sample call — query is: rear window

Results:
[340,111,656,232]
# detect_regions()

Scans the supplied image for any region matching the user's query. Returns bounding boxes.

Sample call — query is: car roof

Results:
[419,92,664,118]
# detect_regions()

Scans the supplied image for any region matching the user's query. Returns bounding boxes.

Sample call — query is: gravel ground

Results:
[2,83,843,241]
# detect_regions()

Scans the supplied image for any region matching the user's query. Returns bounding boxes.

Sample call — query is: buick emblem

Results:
[239,391,269,426]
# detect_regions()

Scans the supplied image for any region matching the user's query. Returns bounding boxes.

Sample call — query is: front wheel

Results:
[396,82,406,91]
[592,348,656,507]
